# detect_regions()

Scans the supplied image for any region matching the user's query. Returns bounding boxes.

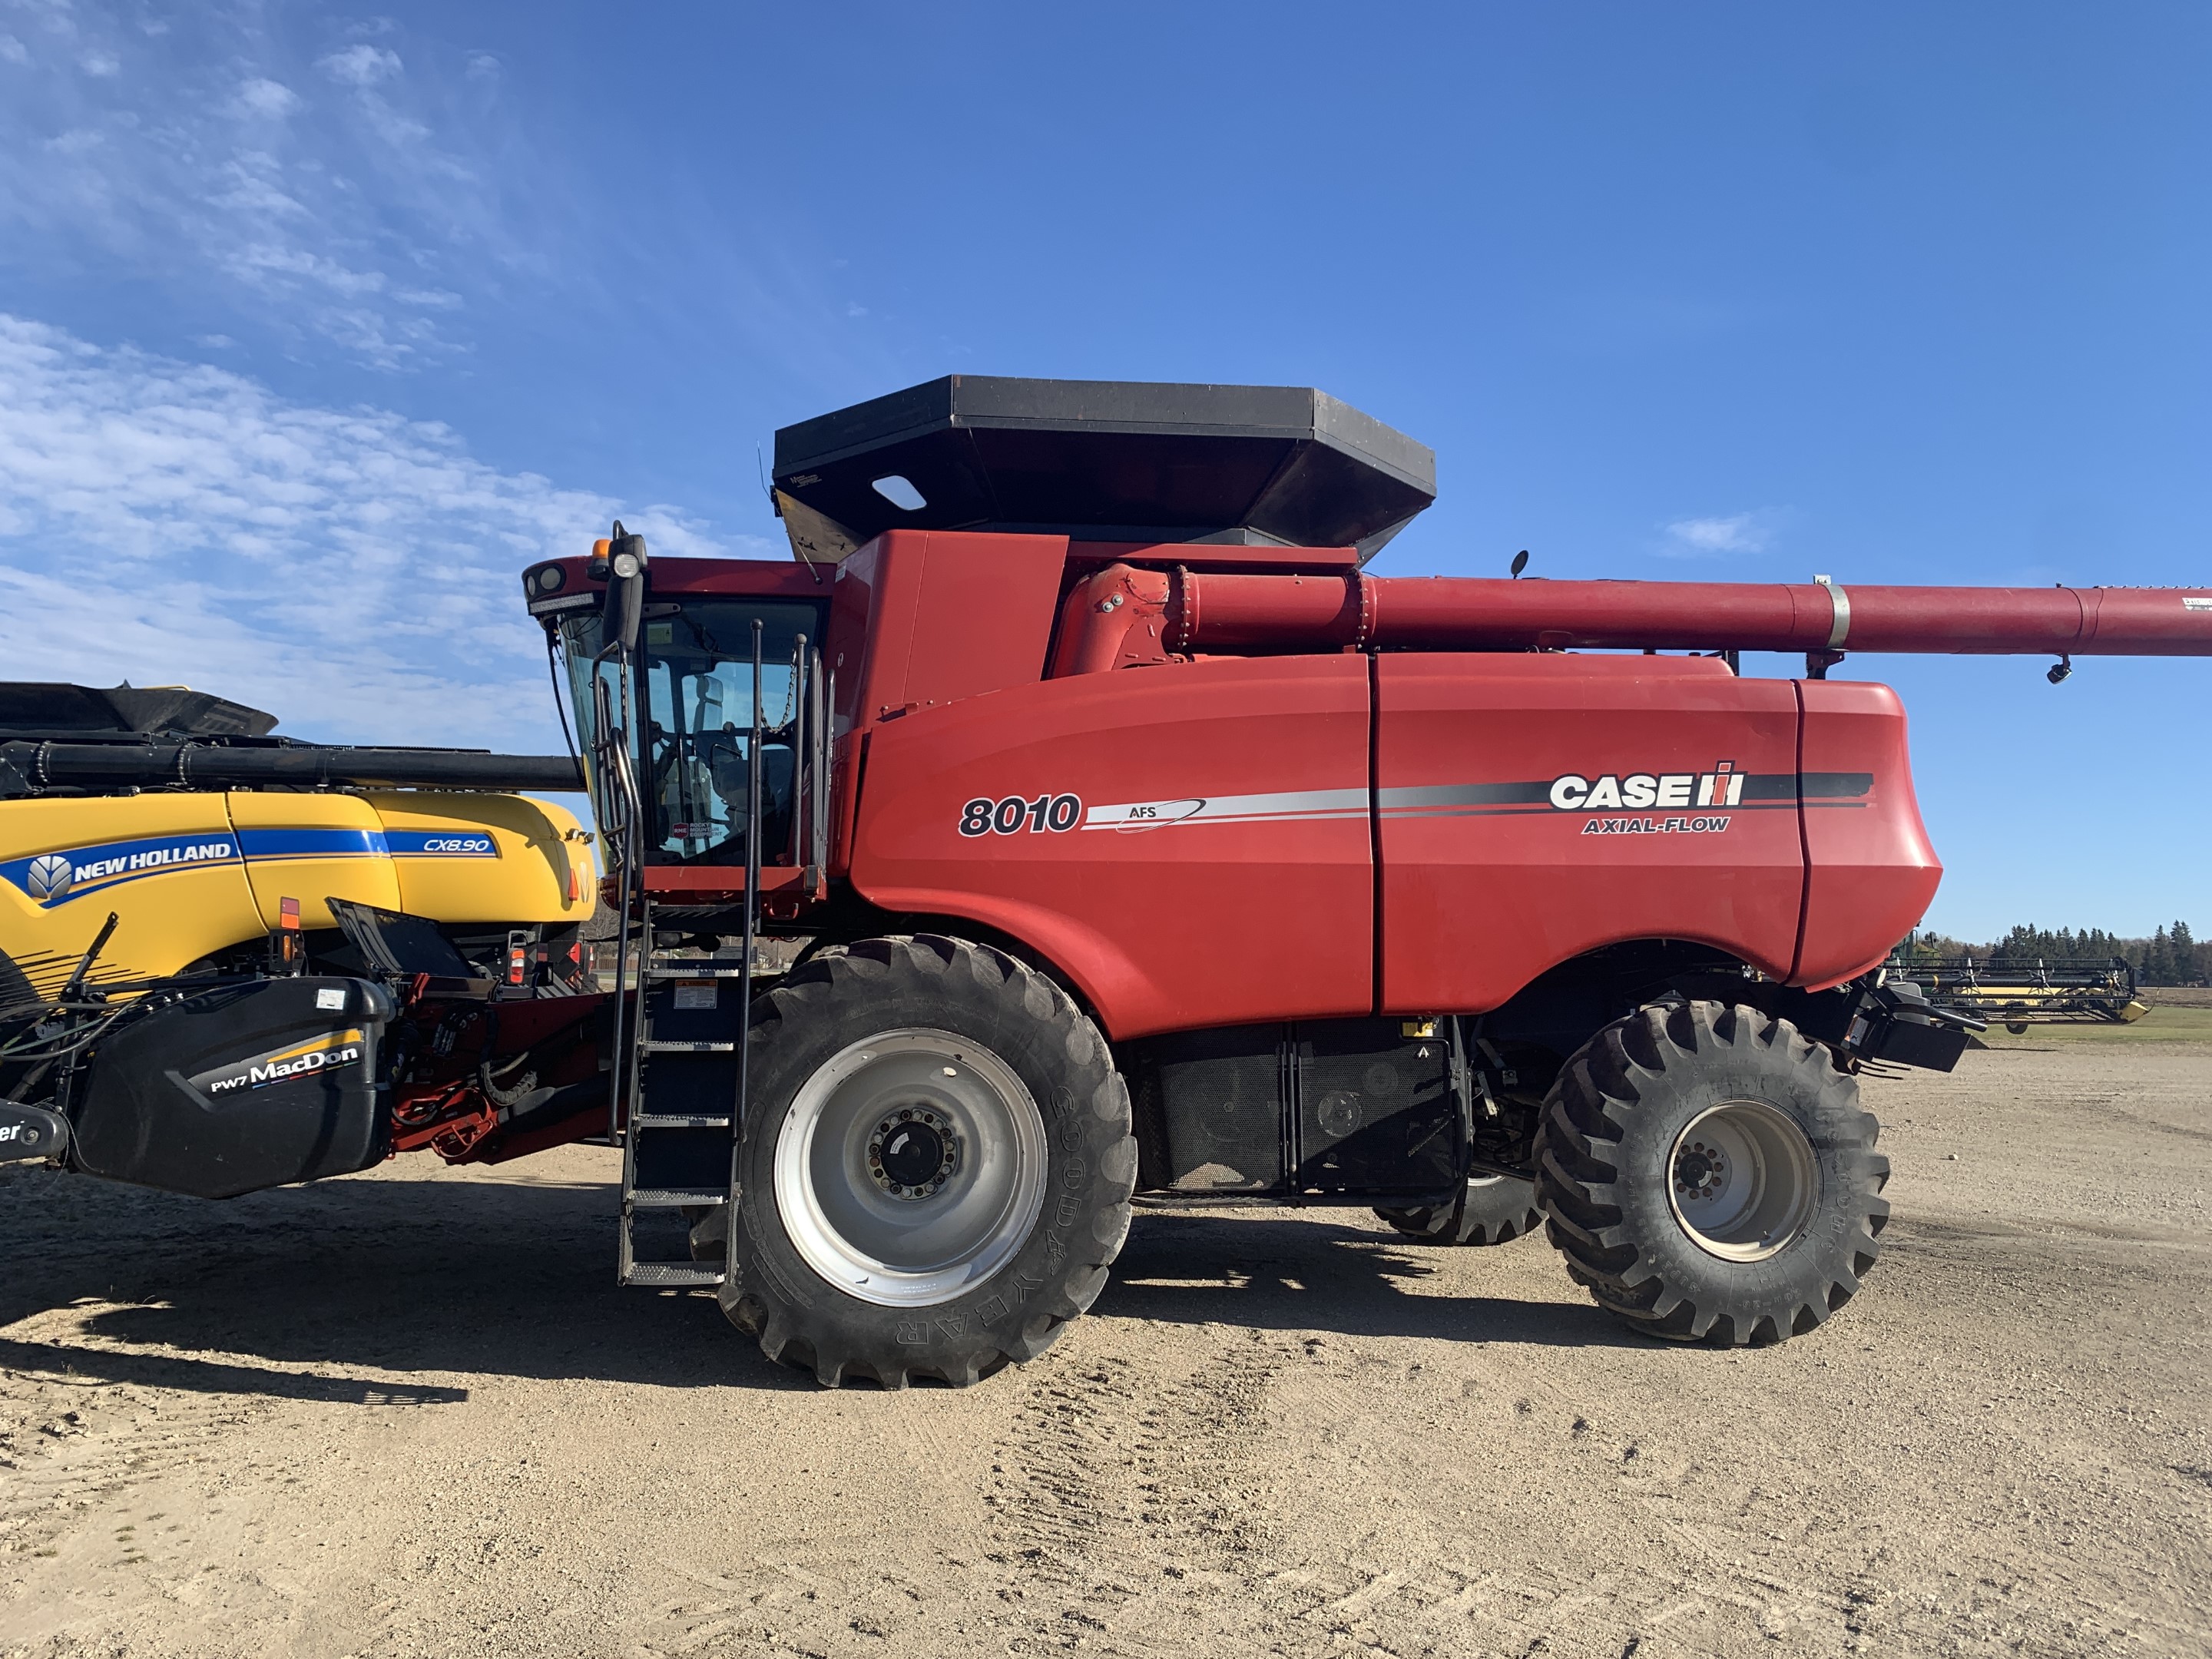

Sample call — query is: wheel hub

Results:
[1673,1141,1729,1204]
[1665,1098,1820,1263]
[773,1028,1048,1307]
[868,1107,960,1198]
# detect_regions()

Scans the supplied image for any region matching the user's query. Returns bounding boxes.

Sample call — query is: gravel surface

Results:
[2,1042,2206,1658]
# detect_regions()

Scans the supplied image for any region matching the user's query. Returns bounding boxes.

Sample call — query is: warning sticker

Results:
[673,981,718,1011]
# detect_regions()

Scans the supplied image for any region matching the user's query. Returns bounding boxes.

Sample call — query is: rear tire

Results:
[1376,1174,1542,1246]
[1533,1000,1888,1346]
[723,935,1137,1387]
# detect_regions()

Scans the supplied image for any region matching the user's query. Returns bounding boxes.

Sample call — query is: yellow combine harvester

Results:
[0,682,595,1001]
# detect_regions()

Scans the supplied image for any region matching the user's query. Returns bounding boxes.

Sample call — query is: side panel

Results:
[0,794,263,987]
[224,793,402,930]
[850,655,1372,1040]
[1376,654,1804,1012]
[831,530,1072,728]
[827,530,1072,879]
[1793,680,1942,987]
[363,792,593,924]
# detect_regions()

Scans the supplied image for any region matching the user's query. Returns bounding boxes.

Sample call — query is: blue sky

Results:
[0,2,2207,940]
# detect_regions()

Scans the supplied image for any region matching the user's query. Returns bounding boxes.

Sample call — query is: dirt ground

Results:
[2,1038,2207,1659]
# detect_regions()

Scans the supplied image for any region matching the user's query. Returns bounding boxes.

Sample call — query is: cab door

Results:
[1376,654,1804,1014]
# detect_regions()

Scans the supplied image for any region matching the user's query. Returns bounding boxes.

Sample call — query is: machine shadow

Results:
[0,1165,811,1399]
[2,1171,1637,1406]
[1097,1210,1644,1349]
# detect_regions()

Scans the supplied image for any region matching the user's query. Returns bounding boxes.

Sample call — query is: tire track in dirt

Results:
[981,1328,1287,1651]
[0,1376,264,1559]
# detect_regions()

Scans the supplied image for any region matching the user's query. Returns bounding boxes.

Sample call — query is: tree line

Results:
[1895,922,2207,985]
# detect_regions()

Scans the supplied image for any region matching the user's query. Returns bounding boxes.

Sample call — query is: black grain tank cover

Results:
[771,376,1436,564]
[72,977,392,1199]
[0,682,278,743]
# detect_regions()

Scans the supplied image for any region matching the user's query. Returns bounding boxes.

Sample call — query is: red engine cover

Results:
[1376,654,1806,1012]
[1792,680,1942,988]
[849,656,1373,1039]
[849,650,1940,1038]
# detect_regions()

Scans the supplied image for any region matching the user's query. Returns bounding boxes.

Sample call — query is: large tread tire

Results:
[1533,999,1889,1346]
[1376,1174,1543,1246]
[721,934,1137,1388]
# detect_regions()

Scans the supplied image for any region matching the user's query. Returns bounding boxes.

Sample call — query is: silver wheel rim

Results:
[773,1027,1047,1307]
[1666,1099,1820,1263]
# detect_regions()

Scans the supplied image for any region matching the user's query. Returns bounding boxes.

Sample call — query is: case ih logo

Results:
[1547,763,1746,813]
[191,1029,366,1098]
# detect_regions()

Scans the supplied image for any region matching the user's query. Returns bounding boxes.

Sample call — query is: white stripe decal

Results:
[1083,787,1369,832]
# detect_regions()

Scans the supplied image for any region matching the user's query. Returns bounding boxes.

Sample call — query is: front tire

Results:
[1534,1000,1888,1346]
[1376,1174,1542,1246]
[724,935,1137,1387]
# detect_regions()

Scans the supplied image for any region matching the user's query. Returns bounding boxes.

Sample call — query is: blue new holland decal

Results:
[1,835,242,907]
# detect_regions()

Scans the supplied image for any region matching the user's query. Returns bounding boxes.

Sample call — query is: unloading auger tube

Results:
[1061,566,2212,667]
[0,742,582,793]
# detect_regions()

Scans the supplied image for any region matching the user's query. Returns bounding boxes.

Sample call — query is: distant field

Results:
[1975,1002,2212,1044]
[2143,984,2212,1008]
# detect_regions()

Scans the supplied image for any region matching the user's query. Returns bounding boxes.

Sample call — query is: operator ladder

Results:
[615,896,741,1288]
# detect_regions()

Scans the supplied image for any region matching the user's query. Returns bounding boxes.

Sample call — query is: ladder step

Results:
[645,965,753,979]
[641,1039,736,1053]
[624,1262,726,1287]
[634,1113,732,1129]
[628,1188,729,1209]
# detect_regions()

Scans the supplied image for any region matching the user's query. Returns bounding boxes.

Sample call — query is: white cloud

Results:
[232,77,300,120]
[0,35,30,65]
[0,10,540,368]
[1659,509,1786,558]
[317,45,402,88]
[0,316,766,749]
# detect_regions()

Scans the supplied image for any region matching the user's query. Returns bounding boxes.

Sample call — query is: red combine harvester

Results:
[492,376,2203,1389]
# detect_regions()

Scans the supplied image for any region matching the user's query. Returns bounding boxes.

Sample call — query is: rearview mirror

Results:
[601,527,649,654]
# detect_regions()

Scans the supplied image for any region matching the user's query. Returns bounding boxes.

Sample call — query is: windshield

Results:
[560,599,823,867]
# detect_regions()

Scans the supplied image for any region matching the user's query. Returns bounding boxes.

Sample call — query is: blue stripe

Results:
[236,828,391,860]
